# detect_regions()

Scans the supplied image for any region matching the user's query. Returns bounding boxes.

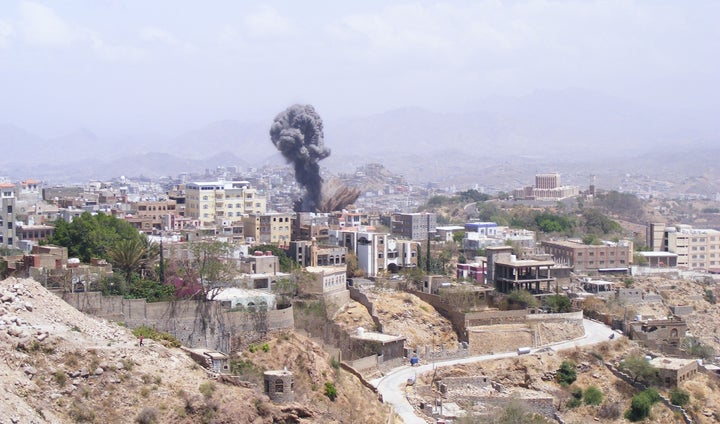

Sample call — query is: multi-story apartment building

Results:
[125,200,178,233]
[185,181,266,227]
[329,229,417,276]
[542,239,633,272]
[0,183,16,249]
[647,223,720,271]
[391,212,436,241]
[243,212,293,246]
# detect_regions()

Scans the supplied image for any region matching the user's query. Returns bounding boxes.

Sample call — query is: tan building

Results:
[542,239,632,272]
[512,173,579,200]
[0,183,16,249]
[647,223,720,271]
[126,199,177,233]
[243,212,293,247]
[648,357,698,386]
[185,181,266,227]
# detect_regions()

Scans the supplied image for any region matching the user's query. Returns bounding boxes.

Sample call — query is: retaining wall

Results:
[59,291,294,353]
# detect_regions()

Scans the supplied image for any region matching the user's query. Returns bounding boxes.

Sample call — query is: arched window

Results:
[670,328,678,338]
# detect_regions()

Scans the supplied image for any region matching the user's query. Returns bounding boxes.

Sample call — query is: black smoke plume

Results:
[270,104,330,212]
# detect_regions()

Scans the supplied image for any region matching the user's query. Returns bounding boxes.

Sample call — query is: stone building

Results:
[627,316,687,350]
[264,369,294,403]
[648,357,699,386]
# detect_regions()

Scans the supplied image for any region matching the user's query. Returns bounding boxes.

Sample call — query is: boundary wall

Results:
[58,290,293,352]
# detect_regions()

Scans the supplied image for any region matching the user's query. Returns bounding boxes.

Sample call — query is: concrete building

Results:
[0,183,16,249]
[303,265,348,295]
[330,229,418,276]
[436,225,464,242]
[512,173,579,200]
[391,212,436,241]
[648,357,698,386]
[243,212,293,247]
[542,239,633,273]
[289,239,347,268]
[125,199,178,233]
[185,180,266,227]
[646,223,720,271]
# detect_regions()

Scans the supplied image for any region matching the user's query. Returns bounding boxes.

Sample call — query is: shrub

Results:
[324,382,337,401]
[132,326,181,348]
[261,343,270,353]
[625,388,661,421]
[248,344,257,353]
[670,388,690,406]
[135,407,158,424]
[330,357,340,370]
[53,370,67,387]
[567,386,583,408]
[556,360,577,386]
[198,381,216,398]
[584,386,603,405]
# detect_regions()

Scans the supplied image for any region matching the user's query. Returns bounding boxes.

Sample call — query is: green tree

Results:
[620,355,657,384]
[669,388,690,406]
[625,388,660,421]
[324,382,337,401]
[345,252,365,278]
[556,360,577,386]
[503,289,537,310]
[458,189,490,203]
[46,212,143,262]
[452,230,466,244]
[681,336,716,360]
[584,386,603,405]
[545,294,572,313]
[107,237,149,285]
[582,234,601,245]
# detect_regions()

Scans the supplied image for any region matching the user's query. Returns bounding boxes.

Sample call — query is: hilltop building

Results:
[512,173,579,200]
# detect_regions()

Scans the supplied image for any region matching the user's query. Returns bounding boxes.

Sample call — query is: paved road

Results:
[371,319,616,424]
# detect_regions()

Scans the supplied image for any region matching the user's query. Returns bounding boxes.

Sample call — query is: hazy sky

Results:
[1,0,718,137]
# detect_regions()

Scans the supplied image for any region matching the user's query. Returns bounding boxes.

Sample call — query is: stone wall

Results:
[348,286,383,332]
[58,291,294,353]
[468,324,534,354]
[468,311,584,354]
[409,290,470,342]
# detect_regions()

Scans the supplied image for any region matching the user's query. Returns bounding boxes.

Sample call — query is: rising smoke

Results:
[270,104,331,212]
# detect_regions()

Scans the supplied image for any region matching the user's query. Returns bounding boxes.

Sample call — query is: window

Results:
[6,205,11,213]
[275,380,284,392]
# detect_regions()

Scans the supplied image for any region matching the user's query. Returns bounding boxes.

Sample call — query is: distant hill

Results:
[2,88,718,185]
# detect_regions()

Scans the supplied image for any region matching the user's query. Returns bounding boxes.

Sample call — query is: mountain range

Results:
[1,88,718,188]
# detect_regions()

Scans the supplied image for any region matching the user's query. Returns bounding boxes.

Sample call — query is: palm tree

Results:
[108,237,148,285]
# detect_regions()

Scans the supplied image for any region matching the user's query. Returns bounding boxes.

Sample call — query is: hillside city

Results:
[2,152,720,424]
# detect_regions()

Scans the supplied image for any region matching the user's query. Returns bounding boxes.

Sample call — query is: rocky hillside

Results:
[334,288,458,350]
[0,277,390,424]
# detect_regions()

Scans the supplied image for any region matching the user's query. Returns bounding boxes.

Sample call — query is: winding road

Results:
[371,319,616,424]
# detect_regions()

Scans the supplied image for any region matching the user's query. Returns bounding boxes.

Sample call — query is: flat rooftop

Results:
[649,357,697,370]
